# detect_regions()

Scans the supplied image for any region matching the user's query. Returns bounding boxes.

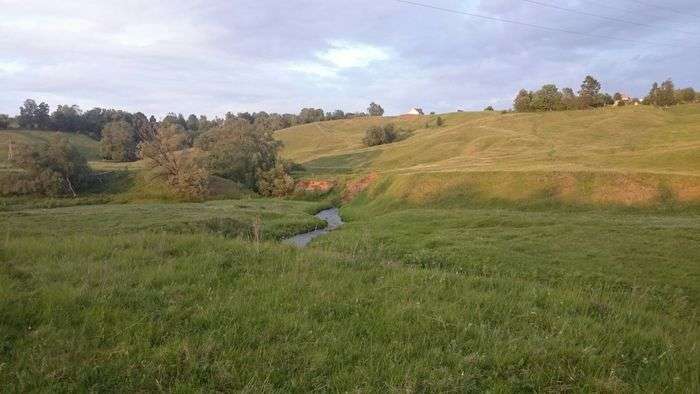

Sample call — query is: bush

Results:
[3,136,91,196]
[363,124,398,146]
[257,163,295,197]
[0,114,10,129]
[484,106,494,111]
[436,116,444,126]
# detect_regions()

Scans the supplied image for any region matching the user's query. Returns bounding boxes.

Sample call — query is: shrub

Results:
[0,114,10,129]
[484,106,494,111]
[257,163,295,197]
[4,136,91,196]
[363,124,398,146]
[436,116,444,126]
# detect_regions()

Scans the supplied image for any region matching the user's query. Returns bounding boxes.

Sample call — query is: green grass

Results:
[1,197,699,391]
[1,107,699,390]
[0,130,101,163]
[277,105,700,206]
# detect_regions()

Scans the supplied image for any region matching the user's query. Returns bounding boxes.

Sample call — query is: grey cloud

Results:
[0,0,698,117]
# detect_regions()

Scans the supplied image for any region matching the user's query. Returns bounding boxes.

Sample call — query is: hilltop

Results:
[277,104,700,206]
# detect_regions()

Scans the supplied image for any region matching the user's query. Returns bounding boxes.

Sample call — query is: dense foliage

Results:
[363,124,398,146]
[2,136,91,196]
[100,121,139,162]
[514,76,696,112]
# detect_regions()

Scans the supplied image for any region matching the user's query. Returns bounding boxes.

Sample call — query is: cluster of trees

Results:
[514,76,614,112]
[7,100,387,137]
[363,123,402,147]
[140,117,295,198]
[3,117,296,198]
[643,79,696,106]
[514,76,697,112]
[1,136,91,197]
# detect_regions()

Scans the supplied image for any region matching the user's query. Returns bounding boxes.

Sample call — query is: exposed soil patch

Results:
[295,179,335,194]
[343,172,378,202]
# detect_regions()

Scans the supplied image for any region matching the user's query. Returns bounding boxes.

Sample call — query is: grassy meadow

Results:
[1,105,699,391]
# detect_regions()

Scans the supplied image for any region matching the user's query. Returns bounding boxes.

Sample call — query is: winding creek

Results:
[283,208,344,247]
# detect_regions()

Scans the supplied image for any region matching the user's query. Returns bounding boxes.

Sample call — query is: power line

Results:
[621,0,700,19]
[392,0,700,49]
[521,0,697,36]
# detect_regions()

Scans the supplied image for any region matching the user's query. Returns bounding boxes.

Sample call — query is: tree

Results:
[257,163,295,197]
[51,105,83,133]
[676,87,696,103]
[561,87,578,110]
[658,79,676,106]
[100,121,139,161]
[363,124,398,146]
[643,82,659,105]
[531,84,563,111]
[298,108,325,123]
[0,114,10,129]
[367,102,385,117]
[36,102,51,129]
[613,92,623,102]
[578,75,602,108]
[513,89,533,112]
[8,136,91,196]
[484,106,494,111]
[186,114,200,132]
[18,99,39,129]
[198,121,284,191]
[139,124,209,199]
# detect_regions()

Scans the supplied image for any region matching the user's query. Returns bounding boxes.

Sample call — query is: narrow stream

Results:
[283,208,343,247]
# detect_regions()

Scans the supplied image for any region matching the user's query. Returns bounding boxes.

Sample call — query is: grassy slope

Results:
[277,105,700,205]
[0,130,102,163]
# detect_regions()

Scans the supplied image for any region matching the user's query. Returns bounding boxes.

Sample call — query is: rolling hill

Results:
[277,104,700,206]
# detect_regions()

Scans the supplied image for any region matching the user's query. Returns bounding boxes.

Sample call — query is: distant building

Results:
[406,107,424,115]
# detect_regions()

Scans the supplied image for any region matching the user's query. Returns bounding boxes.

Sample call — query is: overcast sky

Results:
[1,0,698,117]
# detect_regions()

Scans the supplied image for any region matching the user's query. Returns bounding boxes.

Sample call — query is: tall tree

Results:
[36,102,51,129]
[578,75,602,108]
[18,99,39,129]
[100,121,139,162]
[513,89,533,112]
[644,82,659,105]
[186,114,200,131]
[530,84,563,111]
[51,105,83,133]
[367,102,385,117]
[561,87,578,110]
[658,79,676,106]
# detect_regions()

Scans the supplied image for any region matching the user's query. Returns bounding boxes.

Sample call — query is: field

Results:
[1,105,699,391]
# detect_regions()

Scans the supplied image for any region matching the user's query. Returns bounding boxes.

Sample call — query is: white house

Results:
[406,107,424,115]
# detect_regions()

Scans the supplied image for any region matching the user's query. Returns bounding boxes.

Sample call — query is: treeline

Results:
[642,80,696,106]
[513,75,697,112]
[0,99,385,137]
[2,100,388,199]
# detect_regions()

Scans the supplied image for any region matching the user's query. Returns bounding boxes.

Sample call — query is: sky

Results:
[1,0,699,117]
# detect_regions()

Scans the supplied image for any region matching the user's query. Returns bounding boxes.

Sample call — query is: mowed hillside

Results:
[0,130,101,163]
[276,104,700,206]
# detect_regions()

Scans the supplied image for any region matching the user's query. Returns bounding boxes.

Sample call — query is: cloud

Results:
[317,41,391,69]
[0,0,698,116]
[0,61,25,75]
[287,41,392,79]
